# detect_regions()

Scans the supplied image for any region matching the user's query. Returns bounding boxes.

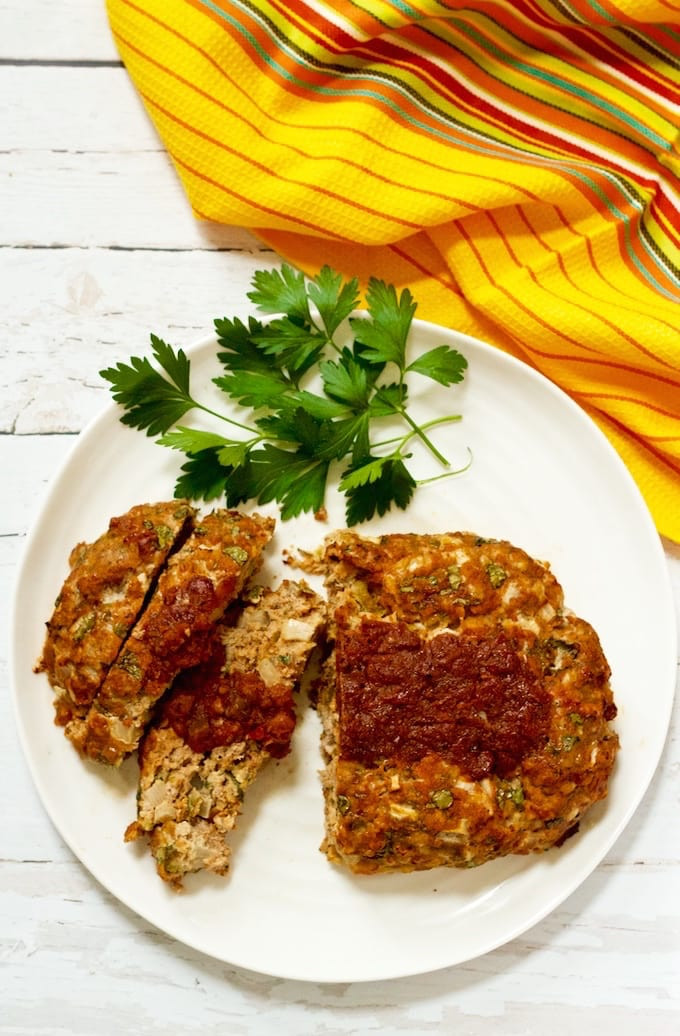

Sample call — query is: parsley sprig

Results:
[100,265,468,525]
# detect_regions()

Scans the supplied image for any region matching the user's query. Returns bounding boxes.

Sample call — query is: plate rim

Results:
[9,317,678,982]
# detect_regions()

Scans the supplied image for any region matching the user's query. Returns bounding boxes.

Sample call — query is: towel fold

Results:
[106,0,680,541]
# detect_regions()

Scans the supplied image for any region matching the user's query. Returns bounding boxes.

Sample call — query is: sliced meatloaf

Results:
[67,509,274,765]
[125,579,326,888]
[317,530,619,874]
[35,501,195,726]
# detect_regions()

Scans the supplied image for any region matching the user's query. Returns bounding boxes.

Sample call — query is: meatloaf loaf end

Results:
[317,530,619,874]
[125,579,326,888]
[35,501,195,726]
[66,509,275,766]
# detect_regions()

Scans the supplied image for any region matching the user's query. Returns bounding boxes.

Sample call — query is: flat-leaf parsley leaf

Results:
[101,264,469,525]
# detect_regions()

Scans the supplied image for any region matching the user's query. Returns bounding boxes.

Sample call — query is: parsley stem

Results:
[417,449,473,484]
[194,400,259,435]
[372,414,462,452]
[417,414,463,434]
[373,385,453,466]
[396,406,452,467]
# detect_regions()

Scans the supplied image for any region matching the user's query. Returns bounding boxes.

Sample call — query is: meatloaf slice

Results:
[125,580,326,888]
[35,501,195,726]
[67,509,274,765]
[317,530,619,874]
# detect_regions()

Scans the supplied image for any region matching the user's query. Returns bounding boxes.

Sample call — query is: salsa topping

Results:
[336,618,551,779]
[162,639,296,757]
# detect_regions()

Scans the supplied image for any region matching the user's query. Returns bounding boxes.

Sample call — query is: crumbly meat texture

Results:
[35,501,195,726]
[317,531,619,875]
[66,509,274,766]
[125,580,326,888]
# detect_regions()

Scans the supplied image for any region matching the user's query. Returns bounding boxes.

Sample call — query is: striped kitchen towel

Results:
[106,0,680,541]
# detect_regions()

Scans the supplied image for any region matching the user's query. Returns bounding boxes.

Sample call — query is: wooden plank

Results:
[2,65,280,250]
[3,66,157,151]
[0,244,275,434]
[1,64,309,250]
[0,0,118,61]
[1,147,275,249]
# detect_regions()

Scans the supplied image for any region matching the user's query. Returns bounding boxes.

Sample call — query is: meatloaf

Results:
[125,579,326,888]
[66,509,274,766]
[35,501,195,726]
[316,530,619,874]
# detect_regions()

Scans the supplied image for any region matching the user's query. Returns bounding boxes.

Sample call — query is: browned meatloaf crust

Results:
[317,530,619,874]
[125,580,326,888]
[67,509,274,766]
[35,501,195,726]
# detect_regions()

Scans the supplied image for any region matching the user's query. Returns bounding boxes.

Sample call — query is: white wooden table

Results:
[2,4,679,1031]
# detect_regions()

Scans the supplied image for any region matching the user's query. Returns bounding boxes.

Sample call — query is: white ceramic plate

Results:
[11,320,677,983]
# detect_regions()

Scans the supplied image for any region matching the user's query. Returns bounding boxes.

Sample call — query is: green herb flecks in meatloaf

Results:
[35,501,195,726]
[317,530,619,874]
[125,580,326,888]
[66,509,275,766]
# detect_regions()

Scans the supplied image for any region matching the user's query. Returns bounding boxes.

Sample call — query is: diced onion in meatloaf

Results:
[316,530,619,875]
[66,509,274,766]
[35,500,195,726]
[125,579,326,888]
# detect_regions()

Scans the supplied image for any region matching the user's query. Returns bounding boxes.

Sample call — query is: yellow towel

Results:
[106,0,680,541]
